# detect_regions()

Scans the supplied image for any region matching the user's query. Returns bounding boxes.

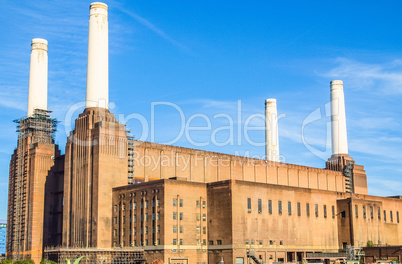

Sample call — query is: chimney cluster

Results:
[24,2,349,163]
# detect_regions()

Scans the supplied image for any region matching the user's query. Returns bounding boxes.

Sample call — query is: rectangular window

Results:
[390,211,393,223]
[180,225,183,233]
[378,207,381,220]
[397,211,400,223]
[297,202,301,216]
[306,203,310,217]
[145,226,148,234]
[173,225,177,233]
[315,204,318,218]
[196,200,200,208]
[203,226,206,234]
[180,239,183,245]
[288,202,292,216]
[134,227,137,235]
[209,240,214,245]
[114,217,117,224]
[145,213,148,221]
[157,212,160,220]
[134,202,137,209]
[180,199,183,207]
[278,201,282,215]
[370,206,373,219]
[145,200,148,208]
[363,205,366,218]
[203,214,206,221]
[157,199,160,206]
[196,213,200,221]
[129,203,132,210]
[157,225,160,233]
[217,240,222,245]
[180,212,183,220]
[247,198,252,213]
[173,199,177,207]
[268,200,272,214]
[114,205,117,212]
[269,240,273,245]
[196,226,200,234]
[332,206,335,218]
[134,215,137,222]
[173,212,177,220]
[258,199,262,213]
[173,239,177,245]
[152,200,155,207]
[355,205,358,218]
[324,205,327,218]
[384,210,387,222]
[203,201,206,208]
[152,213,155,221]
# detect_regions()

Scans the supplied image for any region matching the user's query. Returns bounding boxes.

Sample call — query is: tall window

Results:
[378,207,381,220]
[247,198,252,213]
[370,206,373,219]
[297,202,301,216]
[288,202,292,216]
[315,204,318,218]
[180,212,183,220]
[278,201,282,215]
[306,203,310,217]
[173,225,177,233]
[363,205,366,218]
[323,205,327,218]
[355,205,358,218]
[332,206,335,218]
[397,211,400,223]
[173,199,177,207]
[173,212,177,220]
[179,199,183,207]
[384,210,387,222]
[258,199,262,213]
[268,200,272,214]
[390,211,393,223]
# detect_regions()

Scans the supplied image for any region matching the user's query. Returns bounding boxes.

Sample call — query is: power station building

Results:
[5,2,402,264]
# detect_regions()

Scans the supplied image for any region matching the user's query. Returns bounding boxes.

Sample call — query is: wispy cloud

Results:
[116,7,192,54]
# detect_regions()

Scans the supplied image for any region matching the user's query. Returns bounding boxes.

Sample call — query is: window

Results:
[157,239,160,245]
[196,201,200,208]
[315,204,318,218]
[306,203,310,217]
[152,200,155,207]
[157,212,160,220]
[324,205,327,218]
[180,239,183,245]
[134,227,137,235]
[173,212,177,220]
[114,205,117,212]
[141,200,143,209]
[203,239,206,245]
[152,213,155,221]
[209,240,214,245]
[173,199,177,207]
[251,240,255,245]
[129,203,132,210]
[134,202,137,209]
[390,211,393,223]
[114,217,117,224]
[196,226,200,234]
[145,213,148,221]
[203,227,206,234]
[203,214,206,221]
[157,199,160,206]
[370,206,373,219]
[397,211,400,223]
[268,200,272,214]
[278,201,282,215]
[180,212,183,220]
[145,239,148,246]
[332,206,335,218]
[140,214,143,222]
[122,204,125,211]
[114,229,117,236]
[196,213,200,221]
[270,240,273,245]
[173,225,177,233]
[384,210,387,222]
[134,215,137,222]
[129,216,132,222]
[258,199,262,213]
[355,205,358,218]
[180,225,183,233]
[288,202,292,216]
[247,198,252,213]
[145,226,148,234]
[180,199,183,207]
[123,216,125,224]
[378,207,381,220]
[297,202,301,216]
[259,240,263,245]
[173,239,177,245]
[217,240,222,245]
[157,225,160,233]
[280,240,283,245]
[122,228,125,236]
[203,201,206,208]
[363,205,366,218]
[246,240,249,245]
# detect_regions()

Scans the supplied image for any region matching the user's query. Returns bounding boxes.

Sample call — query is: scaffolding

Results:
[128,136,135,185]
[44,247,145,264]
[9,109,58,260]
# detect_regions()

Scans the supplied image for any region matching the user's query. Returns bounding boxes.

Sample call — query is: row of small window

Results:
[118,189,160,199]
[114,239,160,247]
[247,198,335,218]
[114,225,160,236]
[245,240,283,245]
[354,205,399,223]
[114,213,160,224]
[114,199,161,212]
[172,199,207,208]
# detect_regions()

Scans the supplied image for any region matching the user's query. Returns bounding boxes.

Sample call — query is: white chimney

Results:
[86,2,109,109]
[330,80,348,155]
[265,99,279,162]
[27,38,48,117]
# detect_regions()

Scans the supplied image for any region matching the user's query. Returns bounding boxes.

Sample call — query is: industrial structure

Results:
[5,2,402,264]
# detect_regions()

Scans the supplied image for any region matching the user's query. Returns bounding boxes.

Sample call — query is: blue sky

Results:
[1,0,402,220]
